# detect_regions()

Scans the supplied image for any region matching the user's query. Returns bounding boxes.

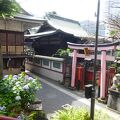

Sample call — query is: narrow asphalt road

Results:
[36,81,87,114]
[28,72,120,120]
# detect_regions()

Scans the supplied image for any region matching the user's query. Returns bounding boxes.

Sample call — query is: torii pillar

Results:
[71,49,77,87]
[67,41,119,99]
[100,50,106,98]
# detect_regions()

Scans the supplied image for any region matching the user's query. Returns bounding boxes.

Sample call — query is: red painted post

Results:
[76,66,85,90]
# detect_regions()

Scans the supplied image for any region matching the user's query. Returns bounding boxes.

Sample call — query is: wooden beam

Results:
[68,45,116,51]
[69,53,115,61]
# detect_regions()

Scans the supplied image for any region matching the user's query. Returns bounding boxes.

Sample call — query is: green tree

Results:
[0,0,20,79]
[0,0,20,18]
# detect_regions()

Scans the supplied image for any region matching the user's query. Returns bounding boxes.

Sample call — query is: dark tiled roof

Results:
[24,30,57,39]
[44,13,94,38]
[14,5,45,23]
[46,13,80,25]
[15,13,45,23]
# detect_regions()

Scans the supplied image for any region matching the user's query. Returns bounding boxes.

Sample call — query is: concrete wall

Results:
[26,63,64,82]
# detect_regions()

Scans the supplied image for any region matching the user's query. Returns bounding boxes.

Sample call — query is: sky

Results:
[16,0,107,22]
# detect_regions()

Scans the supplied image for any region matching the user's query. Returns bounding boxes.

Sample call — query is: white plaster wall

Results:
[0,19,40,32]
[0,19,23,31]
[0,20,6,29]
[6,20,22,31]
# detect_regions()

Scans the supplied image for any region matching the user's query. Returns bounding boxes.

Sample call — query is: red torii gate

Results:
[67,41,119,99]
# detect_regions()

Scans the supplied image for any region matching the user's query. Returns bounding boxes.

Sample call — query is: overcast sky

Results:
[16,0,107,22]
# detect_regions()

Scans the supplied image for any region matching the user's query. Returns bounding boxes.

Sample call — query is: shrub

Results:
[94,110,112,120]
[50,106,90,120]
[53,48,72,58]
[50,105,112,120]
[0,72,41,116]
[28,111,48,120]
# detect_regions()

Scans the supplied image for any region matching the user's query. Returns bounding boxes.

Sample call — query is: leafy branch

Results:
[0,0,20,19]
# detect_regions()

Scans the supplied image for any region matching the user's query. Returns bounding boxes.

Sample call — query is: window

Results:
[34,58,40,64]
[51,61,63,72]
[7,33,15,45]
[42,59,50,69]
[16,33,23,45]
[0,31,23,46]
[53,61,61,69]
[43,59,49,66]
[0,32,6,45]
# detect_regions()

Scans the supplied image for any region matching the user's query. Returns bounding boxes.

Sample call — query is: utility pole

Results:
[90,0,100,120]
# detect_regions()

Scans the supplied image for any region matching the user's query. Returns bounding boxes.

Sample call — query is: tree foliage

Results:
[106,0,120,38]
[0,0,20,18]
[0,0,20,79]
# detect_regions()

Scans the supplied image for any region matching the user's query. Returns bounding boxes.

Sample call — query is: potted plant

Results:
[0,72,41,118]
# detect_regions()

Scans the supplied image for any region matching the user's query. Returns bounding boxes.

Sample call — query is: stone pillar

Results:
[71,49,77,87]
[100,50,106,99]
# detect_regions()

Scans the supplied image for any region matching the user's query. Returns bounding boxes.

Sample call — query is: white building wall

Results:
[0,19,24,32]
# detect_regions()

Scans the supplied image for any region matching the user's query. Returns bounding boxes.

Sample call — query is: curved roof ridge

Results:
[46,13,81,26]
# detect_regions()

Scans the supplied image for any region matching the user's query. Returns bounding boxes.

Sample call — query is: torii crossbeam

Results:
[67,41,120,99]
